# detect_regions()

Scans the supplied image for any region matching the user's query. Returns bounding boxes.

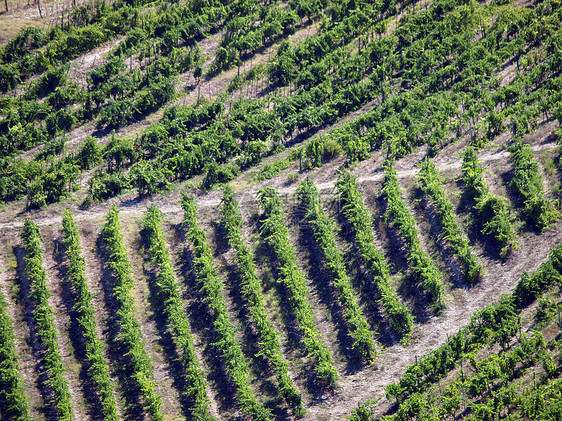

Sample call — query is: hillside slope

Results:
[1,0,561,420]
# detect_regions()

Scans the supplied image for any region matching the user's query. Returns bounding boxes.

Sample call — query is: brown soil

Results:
[0,234,46,420]
[1,116,561,418]
[2,1,562,418]
[0,0,113,44]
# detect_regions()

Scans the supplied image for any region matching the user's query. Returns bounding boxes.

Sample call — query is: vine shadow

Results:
[297,217,365,374]
[500,169,541,235]
[253,213,337,402]
[12,245,57,421]
[137,224,201,421]
[210,220,290,419]
[455,179,510,261]
[53,237,106,420]
[335,211,399,347]
[411,188,466,290]
[374,193,434,323]
[95,234,145,421]
[172,222,240,416]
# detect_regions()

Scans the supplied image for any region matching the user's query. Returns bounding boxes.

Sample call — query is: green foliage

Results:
[257,186,339,388]
[2,1,562,418]
[386,331,553,421]
[89,170,131,202]
[97,99,134,128]
[0,291,31,421]
[0,64,21,93]
[141,207,214,420]
[1,0,561,215]
[335,170,413,338]
[49,26,108,63]
[462,147,519,258]
[61,211,118,421]
[253,159,290,182]
[286,171,299,183]
[89,56,125,88]
[210,3,299,74]
[103,135,136,172]
[417,158,483,284]
[297,179,377,362]
[34,136,67,162]
[533,293,561,329]
[130,160,171,196]
[181,195,270,421]
[101,207,164,421]
[220,186,303,415]
[25,160,80,210]
[77,136,102,170]
[354,240,562,420]
[28,66,68,99]
[475,194,519,256]
[202,162,240,190]
[79,0,407,204]
[45,108,77,137]
[383,162,445,309]
[304,135,341,169]
[508,138,559,230]
[349,399,378,421]
[385,317,562,420]
[521,377,562,419]
[383,292,521,406]
[513,242,562,308]
[20,219,73,420]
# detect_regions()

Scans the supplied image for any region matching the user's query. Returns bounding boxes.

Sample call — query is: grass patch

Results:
[0,17,38,44]
[286,171,299,184]
[253,158,291,182]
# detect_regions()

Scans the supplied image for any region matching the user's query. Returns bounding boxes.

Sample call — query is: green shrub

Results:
[77,137,102,170]
[508,139,559,230]
[202,162,240,189]
[304,135,342,168]
[462,147,519,258]
[253,159,290,182]
[286,171,299,183]
[89,171,131,201]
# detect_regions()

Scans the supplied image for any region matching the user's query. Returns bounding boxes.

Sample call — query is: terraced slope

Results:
[0,0,561,419]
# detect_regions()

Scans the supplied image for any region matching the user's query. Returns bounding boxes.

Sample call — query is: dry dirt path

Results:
[1,134,560,420]
[0,139,557,231]
[303,222,562,419]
